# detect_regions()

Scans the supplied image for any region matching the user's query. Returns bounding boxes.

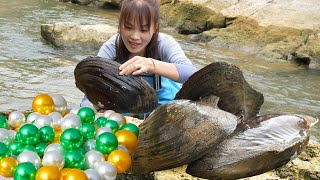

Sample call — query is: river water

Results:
[0,0,319,140]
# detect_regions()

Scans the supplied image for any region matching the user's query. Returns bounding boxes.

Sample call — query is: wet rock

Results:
[295,33,320,69]
[193,17,315,63]
[59,0,122,8]
[275,140,320,180]
[41,22,117,48]
[160,2,226,34]
[181,0,320,31]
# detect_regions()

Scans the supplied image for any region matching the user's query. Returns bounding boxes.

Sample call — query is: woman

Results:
[81,0,197,118]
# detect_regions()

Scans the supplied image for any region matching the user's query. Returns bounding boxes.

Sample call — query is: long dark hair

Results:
[115,0,160,63]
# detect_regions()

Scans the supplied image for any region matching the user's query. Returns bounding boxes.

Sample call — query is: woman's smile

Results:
[129,41,140,48]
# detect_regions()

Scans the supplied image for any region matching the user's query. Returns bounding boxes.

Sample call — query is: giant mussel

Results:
[74,57,318,179]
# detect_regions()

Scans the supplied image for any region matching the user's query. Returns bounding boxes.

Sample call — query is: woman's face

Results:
[120,18,156,57]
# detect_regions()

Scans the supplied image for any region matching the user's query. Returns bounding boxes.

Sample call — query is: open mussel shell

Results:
[74,56,157,113]
[175,62,264,122]
[186,114,315,180]
[131,96,238,174]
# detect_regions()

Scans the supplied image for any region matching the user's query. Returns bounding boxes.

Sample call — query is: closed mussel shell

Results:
[74,56,157,113]
[175,62,264,122]
[186,114,316,180]
[131,96,238,174]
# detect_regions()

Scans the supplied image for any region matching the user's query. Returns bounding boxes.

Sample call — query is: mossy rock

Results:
[160,2,225,34]
[194,16,313,62]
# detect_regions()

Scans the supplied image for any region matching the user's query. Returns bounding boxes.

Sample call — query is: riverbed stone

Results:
[192,16,317,65]
[41,22,117,49]
[295,33,320,69]
[160,2,225,34]
[180,0,320,31]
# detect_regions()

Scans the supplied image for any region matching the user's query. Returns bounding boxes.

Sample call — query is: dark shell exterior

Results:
[74,56,157,113]
[131,96,238,174]
[186,114,315,180]
[175,62,264,122]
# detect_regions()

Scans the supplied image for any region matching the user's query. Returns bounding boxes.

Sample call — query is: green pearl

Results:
[120,123,140,137]
[18,124,40,145]
[20,145,37,153]
[13,162,37,180]
[79,123,96,140]
[15,132,22,143]
[105,120,119,133]
[94,116,108,127]
[0,142,8,160]
[96,132,118,154]
[77,107,95,124]
[60,128,84,150]
[35,142,47,158]
[8,141,22,156]
[39,126,55,143]
[64,149,85,169]
[0,114,8,128]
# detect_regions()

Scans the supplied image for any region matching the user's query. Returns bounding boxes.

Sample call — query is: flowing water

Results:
[0,0,319,140]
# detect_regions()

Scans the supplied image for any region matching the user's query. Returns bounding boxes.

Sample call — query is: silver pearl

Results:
[84,150,105,169]
[107,113,126,127]
[48,112,63,129]
[61,113,82,130]
[26,112,41,124]
[102,110,115,119]
[95,127,113,139]
[51,94,68,115]
[95,161,117,180]
[85,169,102,180]
[83,139,96,153]
[0,128,9,144]
[34,115,53,129]
[17,150,41,169]
[45,143,66,154]
[8,111,25,128]
[42,150,65,169]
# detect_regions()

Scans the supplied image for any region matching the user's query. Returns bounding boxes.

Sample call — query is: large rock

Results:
[60,0,122,7]
[160,2,226,34]
[192,16,320,67]
[295,33,320,69]
[159,1,320,68]
[181,0,320,31]
[41,22,117,48]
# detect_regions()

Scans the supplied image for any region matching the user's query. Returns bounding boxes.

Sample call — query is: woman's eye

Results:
[141,29,149,32]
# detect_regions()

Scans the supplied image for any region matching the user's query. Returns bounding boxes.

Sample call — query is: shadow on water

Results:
[0,0,319,140]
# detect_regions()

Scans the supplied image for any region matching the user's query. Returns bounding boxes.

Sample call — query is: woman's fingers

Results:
[132,68,145,75]
[119,56,150,75]
[119,64,138,75]
[119,57,137,70]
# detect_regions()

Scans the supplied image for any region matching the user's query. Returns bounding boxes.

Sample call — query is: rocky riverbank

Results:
[54,0,320,69]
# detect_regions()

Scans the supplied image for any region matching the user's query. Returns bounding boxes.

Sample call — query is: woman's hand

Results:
[119,56,156,76]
